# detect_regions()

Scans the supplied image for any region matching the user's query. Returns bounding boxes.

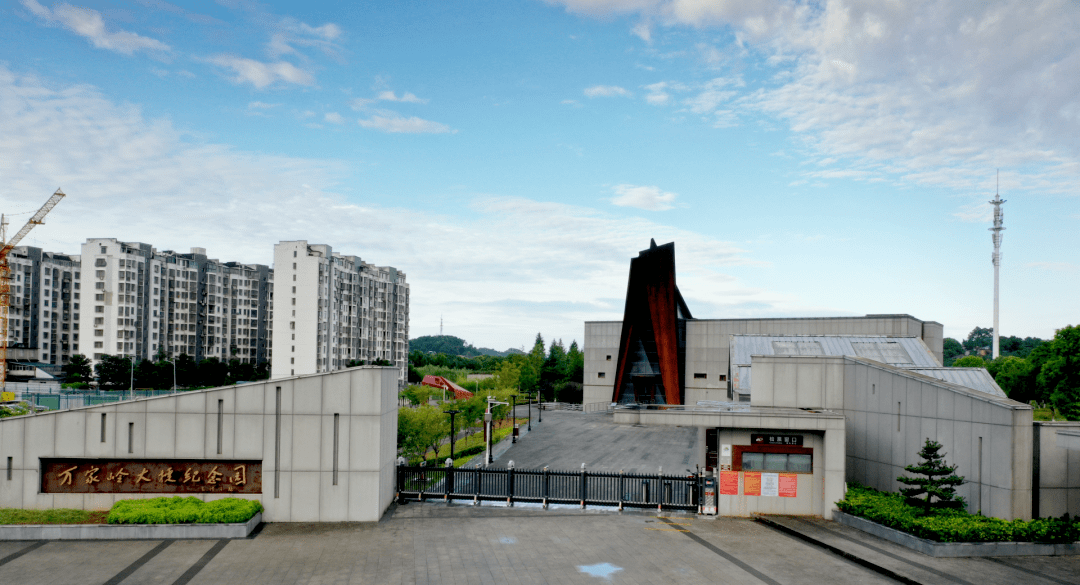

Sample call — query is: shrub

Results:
[107,496,262,525]
[837,484,1080,543]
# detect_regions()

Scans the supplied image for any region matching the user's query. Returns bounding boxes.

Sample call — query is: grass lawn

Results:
[0,508,109,525]
[421,418,524,467]
[1033,407,1066,421]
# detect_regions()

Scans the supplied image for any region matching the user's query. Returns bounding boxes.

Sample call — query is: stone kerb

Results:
[833,510,1080,557]
[0,512,261,541]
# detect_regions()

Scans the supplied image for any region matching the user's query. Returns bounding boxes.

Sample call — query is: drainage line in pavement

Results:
[171,539,229,585]
[103,540,174,585]
[985,557,1077,585]
[0,540,47,567]
[658,518,783,585]
[754,516,922,585]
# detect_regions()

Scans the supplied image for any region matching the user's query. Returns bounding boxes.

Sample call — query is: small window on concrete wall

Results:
[597,372,606,378]
[718,374,727,382]
[606,355,611,361]
[693,373,707,379]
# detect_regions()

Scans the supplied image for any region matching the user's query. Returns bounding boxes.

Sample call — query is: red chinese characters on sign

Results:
[41,460,261,494]
[743,472,761,496]
[719,471,739,495]
[779,474,797,498]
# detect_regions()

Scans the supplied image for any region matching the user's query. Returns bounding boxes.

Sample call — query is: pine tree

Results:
[897,438,966,514]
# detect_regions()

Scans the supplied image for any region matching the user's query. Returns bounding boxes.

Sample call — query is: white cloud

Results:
[206,55,314,88]
[584,85,631,98]
[376,90,427,104]
[267,18,344,58]
[324,112,344,124]
[358,114,453,134]
[545,0,1080,197]
[248,101,280,110]
[631,21,652,42]
[643,82,669,105]
[22,0,170,55]
[610,184,677,210]
[0,66,790,350]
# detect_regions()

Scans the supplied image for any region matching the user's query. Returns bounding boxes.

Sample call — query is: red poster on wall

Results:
[779,474,797,497]
[720,471,739,495]
[743,472,761,496]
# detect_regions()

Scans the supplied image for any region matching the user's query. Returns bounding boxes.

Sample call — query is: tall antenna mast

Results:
[989,171,1006,359]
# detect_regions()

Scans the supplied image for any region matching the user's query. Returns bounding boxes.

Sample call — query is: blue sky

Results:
[2,0,1078,351]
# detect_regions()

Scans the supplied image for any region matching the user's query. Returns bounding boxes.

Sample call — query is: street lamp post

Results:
[484,396,508,466]
[527,395,531,432]
[510,395,518,443]
[443,409,460,462]
[129,357,134,400]
[537,390,542,423]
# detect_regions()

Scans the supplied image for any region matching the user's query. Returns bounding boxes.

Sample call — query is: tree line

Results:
[947,325,1080,420]
[61,352,270,390]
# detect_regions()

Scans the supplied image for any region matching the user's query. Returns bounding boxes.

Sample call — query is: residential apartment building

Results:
[7,239,408,386]
[4,247,82,365]
[271,241,409,387]
[77,239,273,369]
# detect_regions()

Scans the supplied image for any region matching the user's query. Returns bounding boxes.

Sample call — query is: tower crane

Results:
[1,189,66,391]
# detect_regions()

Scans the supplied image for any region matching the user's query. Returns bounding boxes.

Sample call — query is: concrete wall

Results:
[583,321,621,406]
[0,367,398,522]
[1034,422,1080,518]
[586,314,941,405]
[749,354,1033,520]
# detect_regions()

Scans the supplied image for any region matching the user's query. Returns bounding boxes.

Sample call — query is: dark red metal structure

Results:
[611,240,692,405]
[421,375,474,400]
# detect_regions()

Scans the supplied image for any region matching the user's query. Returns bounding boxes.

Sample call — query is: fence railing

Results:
[397,464,700,512]
[10,390,185,412]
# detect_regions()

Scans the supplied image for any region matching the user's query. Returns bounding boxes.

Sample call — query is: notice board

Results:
[743,472,761,496]
[779,474,798,497]
[720,471,739,495]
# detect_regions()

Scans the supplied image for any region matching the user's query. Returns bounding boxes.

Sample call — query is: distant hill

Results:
[410,335,524,358]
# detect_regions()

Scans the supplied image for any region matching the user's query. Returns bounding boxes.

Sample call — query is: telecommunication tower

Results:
[989,173,1005,359]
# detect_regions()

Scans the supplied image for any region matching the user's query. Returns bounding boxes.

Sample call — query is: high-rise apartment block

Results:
[77,239,273,367]
[5,247,82,365]
[5,238,408,388]
[271,241,409,386]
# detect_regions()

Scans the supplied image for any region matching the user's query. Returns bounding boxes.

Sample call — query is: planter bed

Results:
[834,510,1080,557]
[0,511,261,540]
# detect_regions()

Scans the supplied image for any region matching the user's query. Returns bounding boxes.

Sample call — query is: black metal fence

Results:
[397,465,701,512]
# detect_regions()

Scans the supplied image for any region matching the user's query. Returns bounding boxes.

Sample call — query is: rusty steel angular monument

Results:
[610,239,692,405]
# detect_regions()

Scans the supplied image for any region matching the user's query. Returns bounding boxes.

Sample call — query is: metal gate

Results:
[397,464,701,512]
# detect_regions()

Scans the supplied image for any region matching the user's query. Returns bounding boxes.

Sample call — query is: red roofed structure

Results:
[421,375,474,400]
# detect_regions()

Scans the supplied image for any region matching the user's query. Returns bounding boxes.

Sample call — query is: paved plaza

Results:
[3,502,1078,585]
[489,409,700,474]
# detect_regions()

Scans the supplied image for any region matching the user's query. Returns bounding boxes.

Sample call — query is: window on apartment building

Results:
[95,306,104,313]
[95,282,104,290]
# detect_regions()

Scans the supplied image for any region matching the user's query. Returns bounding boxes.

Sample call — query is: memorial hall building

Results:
[585,240,1080,521]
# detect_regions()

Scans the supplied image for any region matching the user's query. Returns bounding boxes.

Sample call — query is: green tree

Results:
[197,357,229,388]
[989,356,1039,403]
[540,339,568,400]
[897,438,966,514]
[94,355,133,390]
[1040,325,1080,420]
[61,354,92,383]
[567,341,584,384]
[942,338,964,365]
[963,327,993,353]
[518,334,545,393]
[951,356,986,368]
[397,405,450,462]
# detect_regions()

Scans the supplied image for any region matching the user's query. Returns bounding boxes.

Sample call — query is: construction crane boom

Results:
[1,188,66,392]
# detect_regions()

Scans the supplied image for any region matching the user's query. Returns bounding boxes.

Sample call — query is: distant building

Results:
[77,239,273,369]
[271,241,409,387]
[5,246,82,366]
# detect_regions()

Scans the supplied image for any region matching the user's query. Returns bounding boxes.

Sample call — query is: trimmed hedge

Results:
[837,483,1079,543]
[107,497,262,525]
